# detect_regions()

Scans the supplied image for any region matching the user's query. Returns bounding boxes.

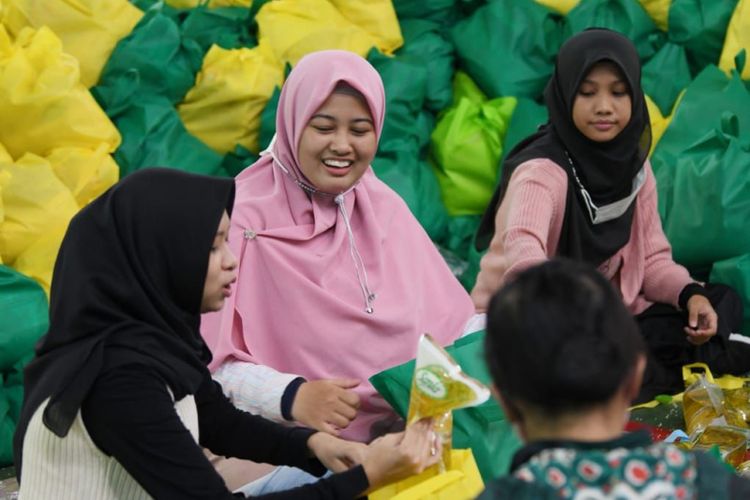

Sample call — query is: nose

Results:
[223,247,238,272]
[329,130,353,155]
[593,95,613,115]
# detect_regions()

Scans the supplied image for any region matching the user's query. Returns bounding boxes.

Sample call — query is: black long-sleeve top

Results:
[80,365,369,499]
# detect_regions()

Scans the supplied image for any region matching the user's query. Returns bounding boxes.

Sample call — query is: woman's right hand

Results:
[362,419,441,491]
[291,379,360,435]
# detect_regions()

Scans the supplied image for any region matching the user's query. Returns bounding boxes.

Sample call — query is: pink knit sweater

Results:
[471,158,694,314]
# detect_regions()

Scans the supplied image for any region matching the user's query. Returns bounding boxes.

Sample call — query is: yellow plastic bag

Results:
[329,0,403,55]
[47,144,119,208]
[639,0,670,31]
[1,0,143,87]
[534,0,580,15]
[645,94,674,155]
[0,26,121,159]
[368,449,484,500]
[0,153,78,293]
[719,0,750,80]
[178,42,284,154]
[256,0,396,66]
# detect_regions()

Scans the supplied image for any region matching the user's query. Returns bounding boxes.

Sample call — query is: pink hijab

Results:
[201,50,474,441]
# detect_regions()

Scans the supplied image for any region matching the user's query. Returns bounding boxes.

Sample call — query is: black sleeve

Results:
[81,367,369,499]
[678,283,708,311]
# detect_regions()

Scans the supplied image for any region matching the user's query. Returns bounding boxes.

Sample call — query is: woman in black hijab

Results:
[14,168,438,499]
[472,29,750,402]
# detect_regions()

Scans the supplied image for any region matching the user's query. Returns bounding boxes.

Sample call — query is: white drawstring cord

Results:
[335,194,375,314]
[264,135,375,313]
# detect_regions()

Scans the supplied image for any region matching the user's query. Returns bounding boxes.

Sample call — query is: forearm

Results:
[214,360,302,422]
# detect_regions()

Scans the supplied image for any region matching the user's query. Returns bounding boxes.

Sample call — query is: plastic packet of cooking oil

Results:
[690,426,749,468]
[683,374,747,436]
[406,334,490,471]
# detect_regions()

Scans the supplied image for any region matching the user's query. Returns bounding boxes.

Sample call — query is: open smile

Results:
[322,159,354,176]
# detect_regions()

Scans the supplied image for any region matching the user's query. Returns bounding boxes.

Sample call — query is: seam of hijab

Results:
[261,134,373,313]
[335,193,375,314]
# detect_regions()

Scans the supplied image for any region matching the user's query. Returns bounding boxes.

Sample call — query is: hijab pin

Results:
[243,229,257,240]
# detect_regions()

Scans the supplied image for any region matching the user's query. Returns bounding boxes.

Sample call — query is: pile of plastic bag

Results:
[1,0,749,470]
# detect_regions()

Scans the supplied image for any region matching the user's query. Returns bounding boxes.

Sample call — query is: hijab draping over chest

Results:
[15,168,234,471]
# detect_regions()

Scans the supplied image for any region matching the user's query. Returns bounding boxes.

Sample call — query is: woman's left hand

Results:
[684,295,717,345]
[307,432,368,473]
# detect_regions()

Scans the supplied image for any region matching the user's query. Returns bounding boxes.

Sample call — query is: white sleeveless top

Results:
[19,394,199,499]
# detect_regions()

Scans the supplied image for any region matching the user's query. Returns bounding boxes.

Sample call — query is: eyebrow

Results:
[310,113,374,125]
[580,78,626,85]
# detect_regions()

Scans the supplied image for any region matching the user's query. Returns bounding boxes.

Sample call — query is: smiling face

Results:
[572,61,632,143]
[297,90,378,194]
[200,210,237,313]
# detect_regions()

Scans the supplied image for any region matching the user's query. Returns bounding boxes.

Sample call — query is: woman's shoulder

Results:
[511,158,568,186]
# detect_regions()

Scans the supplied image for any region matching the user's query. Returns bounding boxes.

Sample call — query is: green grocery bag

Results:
[668,0,739,75]
[451,0,564,99]
[565,0,665,61]
[180,5,258,51]
[655,111,750,271]
[104,91,227,177]
[372,151,449,244]
[370,331,522,481]
[392,0,458,25]
[0,355,28,466]
[650,65,750,271]
[500,97,549,165]
[710,253,750,335]
[641,41,692,115]
[367,48,430,153]
[431,72,517,216]
[94,10,204,105]
[397,19,455,112]
[0,266,47,372]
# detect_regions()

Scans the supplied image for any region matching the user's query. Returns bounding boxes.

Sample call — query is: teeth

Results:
[323,159,352,168]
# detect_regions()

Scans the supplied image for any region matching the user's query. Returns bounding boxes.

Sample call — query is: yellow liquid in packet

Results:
[406,334,489,471]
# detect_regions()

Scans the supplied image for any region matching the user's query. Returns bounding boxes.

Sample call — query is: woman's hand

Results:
[306,432,368,473]
[685,295,718,345]
[361,419,441,492]
[291,379,360,435]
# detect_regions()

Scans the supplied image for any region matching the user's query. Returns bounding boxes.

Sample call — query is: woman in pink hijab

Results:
[201,50,477,451]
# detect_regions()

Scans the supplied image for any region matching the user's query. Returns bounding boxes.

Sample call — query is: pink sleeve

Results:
[639,163,694,308]
[471,161,566,311]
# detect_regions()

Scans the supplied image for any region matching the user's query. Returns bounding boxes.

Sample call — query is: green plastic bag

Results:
[180,5,258,51]
[668,0,739,75]
[392,0,458,25]
[431,72,517,216]
[451,0,564,99]
[370,331,522,481]
[0,266,47,372]
[565,0,666,61]
[105,92,227,177]
[94,10,204,105]
[500,97,549,165]
[397,19,455,112]
[710,253,750,336]
[655,111,750,271]
[368,48,430,153]
[642,41,693,115]
[651,66,750,253]
[372,151,449,243]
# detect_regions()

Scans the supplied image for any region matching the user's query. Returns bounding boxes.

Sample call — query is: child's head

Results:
[546,29,647,147]
[485,259,645,425]
[272,50,385,195]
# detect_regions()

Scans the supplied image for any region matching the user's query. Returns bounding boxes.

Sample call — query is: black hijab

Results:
[476,29,651,266]
[14,168,235,474]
